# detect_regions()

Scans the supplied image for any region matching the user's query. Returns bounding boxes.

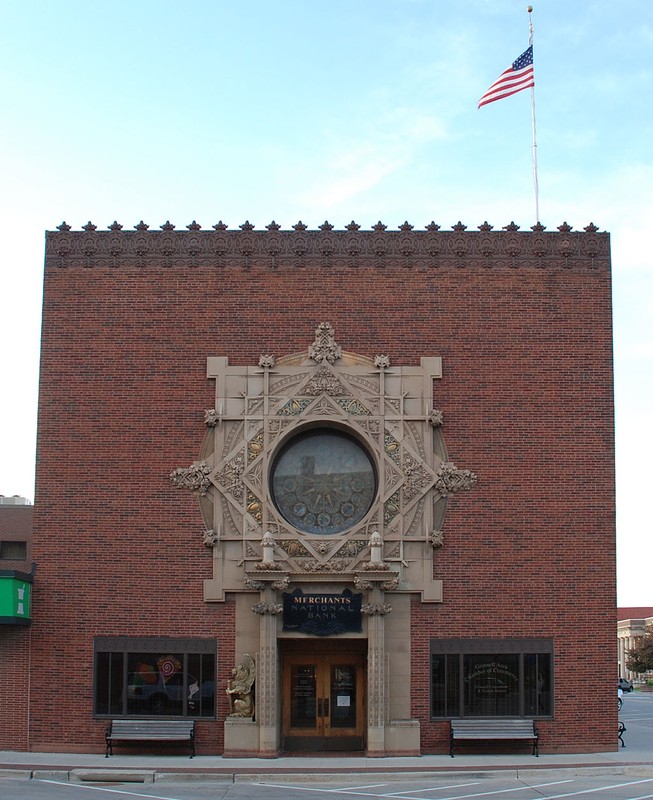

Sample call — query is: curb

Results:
[2,763,653,784]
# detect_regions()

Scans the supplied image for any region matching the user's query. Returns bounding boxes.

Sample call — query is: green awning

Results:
[0,570,32,625]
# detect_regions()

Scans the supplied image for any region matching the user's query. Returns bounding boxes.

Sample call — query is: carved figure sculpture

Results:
[226,654,256,717]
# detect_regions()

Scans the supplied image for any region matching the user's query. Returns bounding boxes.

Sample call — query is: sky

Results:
[1,0,651,605]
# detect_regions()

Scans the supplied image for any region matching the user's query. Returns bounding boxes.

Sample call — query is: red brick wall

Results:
[30,230,615,753]
[0,627,31,749]
[408,266,616,753]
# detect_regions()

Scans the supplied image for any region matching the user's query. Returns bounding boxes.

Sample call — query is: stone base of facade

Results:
[384,719,421,756]
[224,716,421,758]
[223,717,262,757]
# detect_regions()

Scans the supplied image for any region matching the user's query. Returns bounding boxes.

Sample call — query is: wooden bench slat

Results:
[453,731,535,738]
[450,718,539,758]
[106,719,196,758]
[109,734,192,740]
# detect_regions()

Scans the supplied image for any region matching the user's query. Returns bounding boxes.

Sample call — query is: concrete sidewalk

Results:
[1,744,652,784]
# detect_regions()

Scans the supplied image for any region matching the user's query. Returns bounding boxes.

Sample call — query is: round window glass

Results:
[270,429,377,535]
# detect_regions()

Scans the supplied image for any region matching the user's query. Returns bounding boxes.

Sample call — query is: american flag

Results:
[478,45,534,108]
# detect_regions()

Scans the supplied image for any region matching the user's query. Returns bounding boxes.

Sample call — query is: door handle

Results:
[323,698,329,718]
[317,698,323,717]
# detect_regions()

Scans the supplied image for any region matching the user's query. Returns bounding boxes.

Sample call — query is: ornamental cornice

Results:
[45,221,610,271]
[354,573,400,592]
[245,573,290,590]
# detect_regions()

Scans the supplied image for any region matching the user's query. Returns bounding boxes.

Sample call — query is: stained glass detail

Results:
[271,430,376,535]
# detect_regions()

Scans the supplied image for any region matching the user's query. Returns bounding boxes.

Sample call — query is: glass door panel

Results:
[330,665,356,729]
[290,664,317,729]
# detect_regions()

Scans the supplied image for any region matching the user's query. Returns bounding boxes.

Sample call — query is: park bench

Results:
[105,719,196,758]
[450,718,539,757]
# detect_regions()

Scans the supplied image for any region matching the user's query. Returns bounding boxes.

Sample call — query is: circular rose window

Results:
[270,428,377,535]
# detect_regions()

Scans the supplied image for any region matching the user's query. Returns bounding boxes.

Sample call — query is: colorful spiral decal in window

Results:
[157,655,182,680]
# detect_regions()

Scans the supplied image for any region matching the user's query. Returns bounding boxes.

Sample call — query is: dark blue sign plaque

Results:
[282,588,362,636]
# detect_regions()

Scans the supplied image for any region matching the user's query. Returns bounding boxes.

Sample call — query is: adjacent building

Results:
[0,496,33,750]
[618,608,653,681]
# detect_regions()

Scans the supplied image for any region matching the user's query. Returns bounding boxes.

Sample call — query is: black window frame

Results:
[94,636,217,719]
[0,540,27,560]
[430,637,553,719]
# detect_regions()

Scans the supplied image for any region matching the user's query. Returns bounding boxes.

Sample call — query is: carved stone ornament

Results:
[204,408,219,427]
[169,322,477,603]
[47,223,609,272]
[434,462,478,496]
[244,578,266,591]
[368,530,384,566]
[429,529,444,548]
[359,561,391,572]
[429,409,444,427]
[354,573,399,591]
[169,462,212,495]
[254,560,283,571]
[252,601,283,615]
[308,322,342,364]
[203,528,220,547]
[226,654,256,718]
[361,602,393,616]
[261,530,276,565]
[303,366,347,397]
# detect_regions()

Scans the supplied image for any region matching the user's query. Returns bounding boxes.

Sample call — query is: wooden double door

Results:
[281,648,366,752]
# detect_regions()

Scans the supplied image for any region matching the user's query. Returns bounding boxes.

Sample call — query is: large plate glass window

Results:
[430,638,553,718]
[94,637,216,718]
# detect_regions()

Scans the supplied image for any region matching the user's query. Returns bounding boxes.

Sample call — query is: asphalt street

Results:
[0,691,650,800]
[3,771,653,800]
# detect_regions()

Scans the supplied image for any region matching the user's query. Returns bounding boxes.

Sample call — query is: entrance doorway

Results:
[281,644,366,752]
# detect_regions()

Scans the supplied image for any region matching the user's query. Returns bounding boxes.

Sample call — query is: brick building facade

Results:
[6,220,616,755]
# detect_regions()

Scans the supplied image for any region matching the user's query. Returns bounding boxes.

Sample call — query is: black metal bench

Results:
[105,719,196,758]
[618,720,626,747]
[450,718,539,757]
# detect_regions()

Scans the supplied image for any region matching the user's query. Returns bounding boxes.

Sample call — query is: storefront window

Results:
[430,639,552,718]
[94,637,216,718]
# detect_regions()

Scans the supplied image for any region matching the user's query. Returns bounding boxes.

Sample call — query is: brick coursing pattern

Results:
[23,223,615,754]
[0,628,31,749]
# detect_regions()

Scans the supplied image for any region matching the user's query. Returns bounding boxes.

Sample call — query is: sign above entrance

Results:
[283,589,362,636]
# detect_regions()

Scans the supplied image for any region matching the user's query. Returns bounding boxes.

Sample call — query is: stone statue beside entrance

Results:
[226,654,256,717]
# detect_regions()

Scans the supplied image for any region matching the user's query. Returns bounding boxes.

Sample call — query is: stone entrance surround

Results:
[171,323,476,756]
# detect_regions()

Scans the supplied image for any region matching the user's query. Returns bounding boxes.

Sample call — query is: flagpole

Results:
[528,6,539,223]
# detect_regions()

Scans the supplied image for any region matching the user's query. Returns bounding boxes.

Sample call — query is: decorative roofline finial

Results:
[308,322,342,365]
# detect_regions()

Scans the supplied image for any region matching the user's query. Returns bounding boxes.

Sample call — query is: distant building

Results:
[0,495,32,505]
[618,607,653,680]
[1,220,616,756]
[0,496,32,571]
